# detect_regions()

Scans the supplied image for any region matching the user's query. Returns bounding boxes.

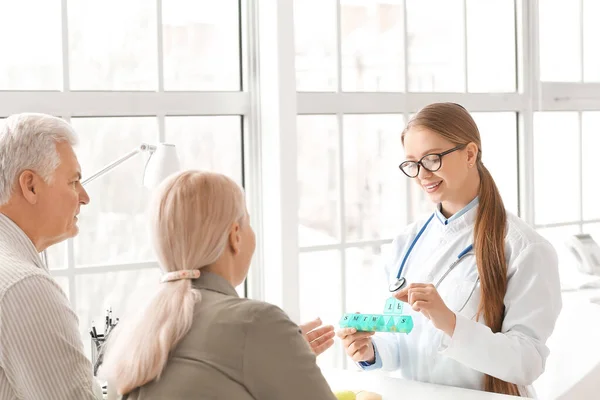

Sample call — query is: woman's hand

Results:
[337,327,375,363]
[394,283,457,336]
[299,318,335,355]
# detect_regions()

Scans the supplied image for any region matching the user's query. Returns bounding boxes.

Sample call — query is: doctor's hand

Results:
[300,318,335,356]
[394,283,457,337]
[337,327,375,363]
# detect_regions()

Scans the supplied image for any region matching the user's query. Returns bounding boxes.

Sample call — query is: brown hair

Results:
[402,103,519,396]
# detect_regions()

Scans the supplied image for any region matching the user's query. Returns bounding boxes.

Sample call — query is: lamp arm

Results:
[81,143,156,187]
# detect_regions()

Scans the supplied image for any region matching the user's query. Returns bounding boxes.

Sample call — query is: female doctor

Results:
[338,103,562,397]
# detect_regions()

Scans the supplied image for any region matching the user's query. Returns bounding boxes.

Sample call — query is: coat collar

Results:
[192,271,239,297]
[433,197,479,233]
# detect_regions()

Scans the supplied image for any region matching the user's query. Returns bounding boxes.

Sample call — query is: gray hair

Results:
[0,113,78,206]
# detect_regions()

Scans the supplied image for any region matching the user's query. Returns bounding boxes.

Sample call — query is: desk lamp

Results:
[81,143,180,188]
[42,143,181,267]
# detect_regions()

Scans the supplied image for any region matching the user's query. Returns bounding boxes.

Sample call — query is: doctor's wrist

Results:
[441,311,457,337]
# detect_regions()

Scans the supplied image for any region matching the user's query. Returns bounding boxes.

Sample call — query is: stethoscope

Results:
[388,213,480,312]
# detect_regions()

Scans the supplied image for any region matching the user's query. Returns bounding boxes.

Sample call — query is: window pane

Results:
[340,1,404,92]
[298,116,340,247]
[466,0,516,92]
[408,182,433,223]
[536,225,580,281]
[344,243,391,371]
[345,244,391,315]
[472,113,519,215]
[406,0,465,92]
[539,0,581,82]
[46,242,68,270]
[75,268,161,357]
[73,117,159,266]
[343,114,405,241]
[582,112,600,220]
[534,112,579,225]
[583,0,600,82]
[165,116,243,185]
[68,0,158,90]
[294,0,337,91]
[162,0,240,90]
[0,1,62,90]
[299,250,342,369]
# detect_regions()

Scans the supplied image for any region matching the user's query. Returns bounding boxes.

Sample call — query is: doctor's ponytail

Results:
[403,103,520,397]
[474,160,520,396]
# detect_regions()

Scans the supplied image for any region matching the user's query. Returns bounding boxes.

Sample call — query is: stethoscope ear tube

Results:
[456,276,480,313]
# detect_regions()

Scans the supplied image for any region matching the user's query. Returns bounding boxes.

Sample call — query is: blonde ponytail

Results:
[99,171,246,395]
[100,280,199,394]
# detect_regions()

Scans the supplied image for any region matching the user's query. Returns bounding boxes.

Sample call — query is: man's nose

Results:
[79,186,90,205]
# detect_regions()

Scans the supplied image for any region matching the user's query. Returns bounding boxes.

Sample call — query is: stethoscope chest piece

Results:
[389,277,406,292]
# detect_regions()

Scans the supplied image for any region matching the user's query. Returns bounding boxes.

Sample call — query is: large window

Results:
[533,111,600,269]
[0,0,247,356]
[294,0,521,369]
[291,0,600,371]
[535,0,600,278]
[3,0,600,376]
[539,0,600,82]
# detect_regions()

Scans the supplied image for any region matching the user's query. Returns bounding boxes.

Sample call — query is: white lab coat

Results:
[362,203,562,397]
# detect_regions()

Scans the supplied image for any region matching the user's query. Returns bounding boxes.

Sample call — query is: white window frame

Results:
[255,0,600,369]
[278,0,600,369]
[2,0,599,360]
[257,0,539,324]
[533,0,600,232]
[0,0,258,318]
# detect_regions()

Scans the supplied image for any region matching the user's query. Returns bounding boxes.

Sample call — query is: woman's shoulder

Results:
[195,291,284,326]
[229,300,307,347]
[229,298,295,326]
[504,211,556,260]
[194,296,299,342]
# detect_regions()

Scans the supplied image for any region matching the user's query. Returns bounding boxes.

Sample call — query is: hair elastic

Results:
[160,269,201,283]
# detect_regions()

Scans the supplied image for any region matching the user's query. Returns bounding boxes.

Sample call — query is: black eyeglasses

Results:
[399,144,466,178]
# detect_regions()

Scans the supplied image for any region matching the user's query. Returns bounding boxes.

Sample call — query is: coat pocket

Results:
[445,279,481,320]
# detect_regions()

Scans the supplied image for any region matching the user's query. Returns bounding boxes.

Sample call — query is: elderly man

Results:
[0,113,98,399]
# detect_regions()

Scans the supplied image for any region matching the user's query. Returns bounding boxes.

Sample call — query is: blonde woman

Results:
[100,171,337,400]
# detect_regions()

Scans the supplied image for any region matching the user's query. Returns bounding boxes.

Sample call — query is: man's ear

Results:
[18,170,39,205]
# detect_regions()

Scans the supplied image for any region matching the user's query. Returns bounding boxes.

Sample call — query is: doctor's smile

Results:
[423,180,441,192]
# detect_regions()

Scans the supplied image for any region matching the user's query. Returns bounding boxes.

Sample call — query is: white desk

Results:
[322,369,522,400]
[532,287,600,399]
[321,287,600,400]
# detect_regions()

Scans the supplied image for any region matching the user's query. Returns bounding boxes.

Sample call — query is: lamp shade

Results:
[143,143,181,189]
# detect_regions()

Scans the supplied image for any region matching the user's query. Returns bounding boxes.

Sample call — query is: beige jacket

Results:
[122,272,337,400]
